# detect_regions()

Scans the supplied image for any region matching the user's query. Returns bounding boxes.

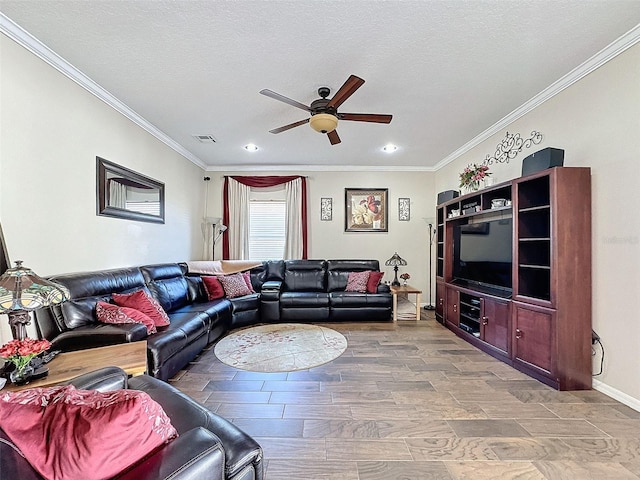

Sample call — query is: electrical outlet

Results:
[591,329,600,345]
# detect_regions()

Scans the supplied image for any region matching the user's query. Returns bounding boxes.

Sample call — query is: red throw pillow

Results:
[345,271,371,293]
[0,384,177,480]
[242,271,256,293]
[366,271,385,293]
[202,275,225,300]
[218,272,253,298]
[96,301,157,334]
[112,288,170,327]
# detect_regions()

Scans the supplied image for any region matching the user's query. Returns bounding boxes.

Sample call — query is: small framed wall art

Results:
[320,198,333,221]
[345,188,388,232]
[398,198,410,221]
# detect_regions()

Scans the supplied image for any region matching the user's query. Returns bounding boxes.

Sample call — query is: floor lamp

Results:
[424,223,436,310]
[212,224,227,260]
[205,217,221,260]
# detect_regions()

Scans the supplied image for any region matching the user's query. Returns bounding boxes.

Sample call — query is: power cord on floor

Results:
[592,337,604,376]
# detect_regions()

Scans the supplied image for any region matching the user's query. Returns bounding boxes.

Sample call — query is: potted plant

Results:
[0,337,51,385]
[459,163,491,193]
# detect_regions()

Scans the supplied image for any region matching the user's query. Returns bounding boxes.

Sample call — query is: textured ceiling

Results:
[2,1,639,170]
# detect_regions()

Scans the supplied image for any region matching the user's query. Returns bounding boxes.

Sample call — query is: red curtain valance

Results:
[222,176,308,259]
[228,175,302,188]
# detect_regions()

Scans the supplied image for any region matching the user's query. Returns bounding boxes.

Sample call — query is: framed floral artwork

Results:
[345,188,388,232]
[320,198,332,221]
[398,198,410,221]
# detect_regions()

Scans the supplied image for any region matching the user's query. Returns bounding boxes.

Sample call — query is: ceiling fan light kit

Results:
[309,113,338,134]
[260,74,392,145]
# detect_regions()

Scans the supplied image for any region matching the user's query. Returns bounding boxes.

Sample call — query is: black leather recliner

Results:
[34,259,392,382]
[0,366,263,480]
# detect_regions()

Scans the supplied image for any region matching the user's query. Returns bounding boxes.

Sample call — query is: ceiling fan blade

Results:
[327,130,341,145]
[339,113,393,123]
[259,89,312,112]
[326,75,365,109]
[269,118,310,134]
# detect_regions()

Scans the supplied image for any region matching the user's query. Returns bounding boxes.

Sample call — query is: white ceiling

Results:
[2,1,639,171]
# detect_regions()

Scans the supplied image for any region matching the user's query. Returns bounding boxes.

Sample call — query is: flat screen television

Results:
[453,218,513,293]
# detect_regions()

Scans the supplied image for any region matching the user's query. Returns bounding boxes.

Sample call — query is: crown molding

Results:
[434,23,640,171]
[0,13,207,170]
[204,164,435,173]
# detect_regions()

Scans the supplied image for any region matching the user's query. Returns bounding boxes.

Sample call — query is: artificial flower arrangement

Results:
[459,163,491,191]
[0,337,51,379]
[399,273,411,283]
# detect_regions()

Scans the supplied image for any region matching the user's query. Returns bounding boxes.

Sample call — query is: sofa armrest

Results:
[261,280,282,292]
[118,427,225,480]
[377,283,391,294]
[66,366,128,391]
[50,324,147,352]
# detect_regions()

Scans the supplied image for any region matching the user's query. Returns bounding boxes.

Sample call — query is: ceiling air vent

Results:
[193,134,217,143]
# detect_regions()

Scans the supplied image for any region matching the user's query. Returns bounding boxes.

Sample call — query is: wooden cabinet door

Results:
[445,287,459,328]
[481,297,510,353]
[512,302,555,374]
[435,281,445,322]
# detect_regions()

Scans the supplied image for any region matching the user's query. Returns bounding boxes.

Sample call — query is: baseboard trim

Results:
[593,379,640,413]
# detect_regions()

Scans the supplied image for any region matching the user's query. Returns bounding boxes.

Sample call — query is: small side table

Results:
[391,285,422,322]
[4,341,147,392]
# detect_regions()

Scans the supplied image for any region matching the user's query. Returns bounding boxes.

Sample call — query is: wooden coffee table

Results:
[391,285,422,322]
[4,341,147,392]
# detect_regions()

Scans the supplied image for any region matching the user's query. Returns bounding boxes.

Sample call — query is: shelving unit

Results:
[458,292,481,337]
[516,175,552,301]
[435,167,592,390]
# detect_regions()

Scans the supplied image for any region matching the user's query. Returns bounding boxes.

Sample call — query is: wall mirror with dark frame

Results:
[96,157,165,224]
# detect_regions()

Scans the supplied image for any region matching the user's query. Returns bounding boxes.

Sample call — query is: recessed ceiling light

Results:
[244,144,259,152]
[382,144,398,153]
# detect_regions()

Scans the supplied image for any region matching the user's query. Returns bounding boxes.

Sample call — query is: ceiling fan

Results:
[259,75,392,145]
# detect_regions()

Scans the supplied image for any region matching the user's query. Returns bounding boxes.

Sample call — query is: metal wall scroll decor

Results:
[483,131,543,166]
[398,198,410,221]
[320,198,333,221]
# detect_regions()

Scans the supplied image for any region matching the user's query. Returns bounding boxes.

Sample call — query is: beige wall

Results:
[0,36,206,341]
[435,44,640,406]
[207,170,435,294]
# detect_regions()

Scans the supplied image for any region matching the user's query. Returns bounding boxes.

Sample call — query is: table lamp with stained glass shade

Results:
[0,260,70,340]
[385,252,407,287]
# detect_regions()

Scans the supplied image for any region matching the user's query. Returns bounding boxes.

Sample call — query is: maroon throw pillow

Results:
[345,270,371,293]
[112,288,170,327]
[202,275,225,300]
[218,272,253,298]
[95,301,157,335]
[366,271,385,293]
[0,384,177,480]
[242,271,256,293]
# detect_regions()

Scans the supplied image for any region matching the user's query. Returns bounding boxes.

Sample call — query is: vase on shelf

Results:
[403,280,408,286]
[461,182,480,195]
[10,364,34,386]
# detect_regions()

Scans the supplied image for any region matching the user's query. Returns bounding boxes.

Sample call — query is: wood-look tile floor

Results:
[169,312,640,480]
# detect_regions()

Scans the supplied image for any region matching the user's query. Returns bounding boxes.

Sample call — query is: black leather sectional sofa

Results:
[34,259,392,382]
[1,366,263,480]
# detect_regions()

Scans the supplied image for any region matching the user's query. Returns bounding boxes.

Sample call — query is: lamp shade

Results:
[385,252,407,267]
[309,113,338,134]
[0,261,70,312]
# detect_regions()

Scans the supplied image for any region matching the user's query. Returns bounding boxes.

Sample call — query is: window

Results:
[249,201,286,260]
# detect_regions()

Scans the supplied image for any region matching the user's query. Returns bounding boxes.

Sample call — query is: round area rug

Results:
[214,323,347,372]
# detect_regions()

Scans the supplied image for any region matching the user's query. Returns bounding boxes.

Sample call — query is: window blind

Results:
[249,201,286,260]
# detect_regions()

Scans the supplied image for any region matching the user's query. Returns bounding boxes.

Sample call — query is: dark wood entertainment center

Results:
[435,167,592,390]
